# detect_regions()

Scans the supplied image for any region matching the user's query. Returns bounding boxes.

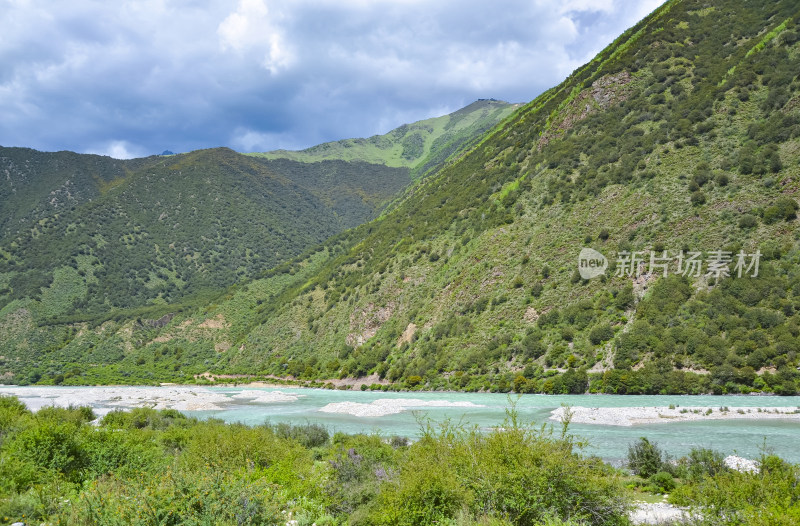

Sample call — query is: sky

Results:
[0,0,665,159]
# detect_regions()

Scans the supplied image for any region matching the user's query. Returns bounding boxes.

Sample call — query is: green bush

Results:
[370,411,629,525]
[627,437,666,478]
[406,375,423,387]
[738,214,758,229]
[648,471,676,493]
[672,455,800,525]
[273,422,330,448]
[7,420,86,483]
[686,447,728,480]
[589,324,614,345]
[615,285,634,310]
[763,197,798,224]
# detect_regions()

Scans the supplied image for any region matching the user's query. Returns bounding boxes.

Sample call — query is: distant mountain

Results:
[0,147,410,321]
[251,99,520,178]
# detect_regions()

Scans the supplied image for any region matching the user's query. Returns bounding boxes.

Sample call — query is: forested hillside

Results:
[0,147,412,320]
[219,0,800,395]
[0,101,514,384]
[3,0,800,394]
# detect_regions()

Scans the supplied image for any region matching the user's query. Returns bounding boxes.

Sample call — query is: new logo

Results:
[578,248,608,279]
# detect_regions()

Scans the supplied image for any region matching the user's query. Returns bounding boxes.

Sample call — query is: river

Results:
[2,385,798,465]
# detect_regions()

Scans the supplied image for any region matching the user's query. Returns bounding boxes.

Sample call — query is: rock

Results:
[724,455,759,473]
[630,502,690,525]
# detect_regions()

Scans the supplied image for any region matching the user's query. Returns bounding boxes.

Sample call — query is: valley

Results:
[2,0,800,524]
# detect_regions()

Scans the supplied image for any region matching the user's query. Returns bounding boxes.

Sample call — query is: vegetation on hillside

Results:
[3,0,800,395]
[0,147,412,320]
[251,99,520,179]
[210,0,800,395]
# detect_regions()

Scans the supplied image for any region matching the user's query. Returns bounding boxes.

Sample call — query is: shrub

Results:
[671,455,800,525]
[738,214,758,229]
[327,434,398,517]
[531,283,544,297]
[274,422,330,448]
[0,395,30,435]
[615,285,635,310]
[589,324,614,345]
[648,471,676,493]
[686,447,728,480]
[690,191,706,206]
[627,437,666,478]
[7,420,87,483]
[763,198,798,224]
[371,411,629,524]
[406,375,423,387]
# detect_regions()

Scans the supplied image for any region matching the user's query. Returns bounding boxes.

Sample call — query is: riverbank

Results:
[551,405,800,426]
[0,385,245,413]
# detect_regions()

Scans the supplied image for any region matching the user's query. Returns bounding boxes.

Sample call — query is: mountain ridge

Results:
[250,99,521,178]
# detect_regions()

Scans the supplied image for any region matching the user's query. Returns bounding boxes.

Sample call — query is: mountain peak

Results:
[248,100,519,174]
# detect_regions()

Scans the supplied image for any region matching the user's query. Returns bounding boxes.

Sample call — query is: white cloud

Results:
[217,0,293,74]
[0,0,668,155]
[558,0,616,14]
[86,140,145,159]
[230,128,301,152]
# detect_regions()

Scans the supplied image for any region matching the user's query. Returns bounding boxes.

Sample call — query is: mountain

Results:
[251,99,520,179]
[0,146,413,320]
[0,101,515,383]
[3,0,800,393]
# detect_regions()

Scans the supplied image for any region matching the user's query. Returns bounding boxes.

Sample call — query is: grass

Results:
[248,100,518,173]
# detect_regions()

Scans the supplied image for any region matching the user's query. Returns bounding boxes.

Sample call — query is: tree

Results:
[627,437,666,478]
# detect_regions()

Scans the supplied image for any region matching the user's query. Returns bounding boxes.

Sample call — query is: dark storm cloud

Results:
[0,0,664,158]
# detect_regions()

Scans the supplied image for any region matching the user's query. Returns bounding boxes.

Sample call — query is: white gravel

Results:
[550,405,800,426]
[231,390,302,404]
[724,455,760,473]
[0,386,233,412]
[631,502,691,524]
[318,398,484,417]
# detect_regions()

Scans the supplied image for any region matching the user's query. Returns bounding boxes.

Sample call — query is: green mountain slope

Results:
[214,0,800,394]
[250,99,520,178]
[0,147,410,322]
[4,0,800,394]
[0,148,161,239]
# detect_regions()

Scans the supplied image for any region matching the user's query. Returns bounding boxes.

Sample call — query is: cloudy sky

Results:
[0,0,664,159]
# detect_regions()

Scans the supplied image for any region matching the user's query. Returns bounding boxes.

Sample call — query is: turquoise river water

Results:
[3,386,799,465]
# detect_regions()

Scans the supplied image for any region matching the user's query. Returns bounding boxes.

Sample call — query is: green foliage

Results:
[672,454,800,525]
[0,397,635,525]
[615,285,635,311]
[272,421,330,448]
[627,437,667,478]
[763,197,799,224]
[252,99,518,175]
[647,471,676,493]
[370,411,628,525]
[685,447,729,481]
[589,324,614,345]
[4,0,800,397]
